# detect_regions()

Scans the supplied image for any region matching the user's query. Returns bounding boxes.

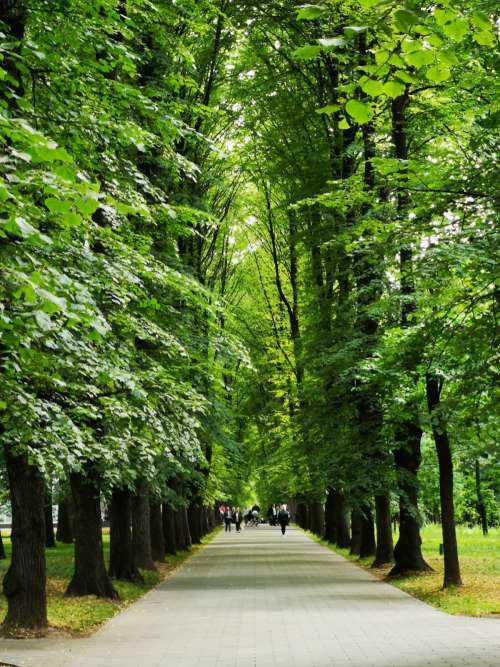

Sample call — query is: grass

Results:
[0,527,221,636]
[305,523,500,617]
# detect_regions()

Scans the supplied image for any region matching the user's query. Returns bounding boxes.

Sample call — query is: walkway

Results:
[1,526,499,667]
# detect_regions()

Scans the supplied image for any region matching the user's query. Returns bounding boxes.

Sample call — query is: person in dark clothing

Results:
[224,507,233,532]
[234,507,242,532]
[278,504,290,535]
[267,504,278,526]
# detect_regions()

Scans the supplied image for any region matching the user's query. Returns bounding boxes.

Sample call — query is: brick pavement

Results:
[1,525,499,667]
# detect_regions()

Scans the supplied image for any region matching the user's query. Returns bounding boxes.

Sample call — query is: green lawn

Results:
[309,524,500,617]
[0,528,220,635]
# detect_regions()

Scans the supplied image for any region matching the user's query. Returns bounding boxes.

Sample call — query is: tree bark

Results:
[475,460,488,535]
[132,483,156,571]
[44,490,56,548]
[389,91,430,576]
[149,501,165,562]
[324,489,337,543]
[109,488,144,583]
[66,471,117,598]
[309,501,325,537]
[426,372,462,587]
[181,506,192,551]
[390,427,431,575]
[56,492,74,544]
[296,501,309,530]
[372,492,394,567]
[334,492,351,548]
[162,503,177,555]
[0,531,5,560]
[350,509,362,556]
[187,502,202,545]
[359,503,376,558]
[2,449,47,631]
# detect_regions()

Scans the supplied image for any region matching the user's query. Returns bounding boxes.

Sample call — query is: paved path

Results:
[1,526,499,667]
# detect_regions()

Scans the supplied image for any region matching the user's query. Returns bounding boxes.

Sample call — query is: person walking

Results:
[271,504,278,526]
[224,506,233,532]
[278,504,290,535]
[234,507,242,532]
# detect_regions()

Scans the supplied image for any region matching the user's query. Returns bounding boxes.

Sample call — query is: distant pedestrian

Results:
[271,504,278,526]
[224,507,233,532]
[278,504,290,535]
[234,507,242,532]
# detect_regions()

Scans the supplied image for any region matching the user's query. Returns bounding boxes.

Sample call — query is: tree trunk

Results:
[132,483,156,571]
[66,471,117,598]
[359,504,376,558]
[181,506,192,550]
[149,501,165,562]
[202,507,210,535]
[324,489,337,543]
[296,501,309,530]
[109,488,144,583]
[372,492,394,567]
[2,450,47,631]
[162,503,177,555]
[0,531,5,560]
[390,426,431,575]
[187,502,202,545]
[309,501,324,537]
[389,91,431,577]
[333,491,350,548]
[475,460,488,536]
[426,372,462,587]
[350,509,362,556]
[44,490,56,548]
[56,492,74,543]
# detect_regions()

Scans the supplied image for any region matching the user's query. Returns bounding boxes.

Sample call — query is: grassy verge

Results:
[303,524,500,617]
[0,527,221,635]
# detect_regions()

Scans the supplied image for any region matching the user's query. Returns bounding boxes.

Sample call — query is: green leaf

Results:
[433,8,457,26]
[75,198,100,216]
[296,4,325,20]
[345,99,373,124]
[0,181,11,202]
[54,165,77,182]
[471,11,491,31]
[292,45,322,59]
[34,310,53,331]
[361,79,384,97]
[45,198,73,215]
[393,9,420,33]
[404,49,434,68]
[443,19,469,42]
[14,284,37,303]
[38,289,67,314]
[62,212,83,226]
[3,217,39,239]
[394,70,417,84]
[426,65,451,83]
[383,80,406,98]
[338,117,350,130]
[359,0,381,7]
[473,30,495,47]
[316,104,340,115]
[388,53,405,68]
[440,49,459,66]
